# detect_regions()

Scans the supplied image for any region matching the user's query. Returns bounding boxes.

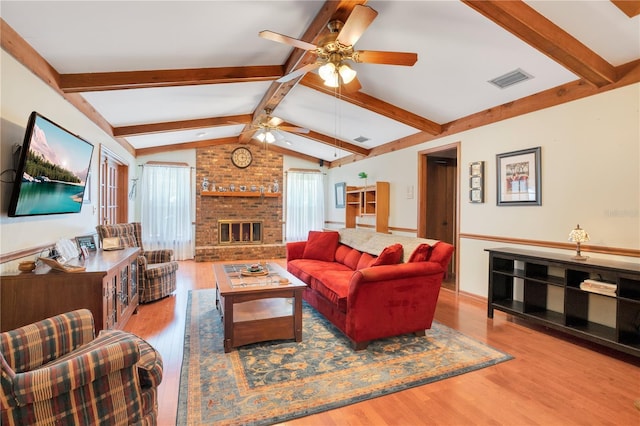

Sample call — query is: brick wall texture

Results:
[195,144,285,261]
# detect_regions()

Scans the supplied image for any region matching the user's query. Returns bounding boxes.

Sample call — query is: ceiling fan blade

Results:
[342,76,362,93]
[353,50,418,66]
[267,116,283,127]
[337,5,378,46]
[259,30,318,51]
[276,62,320,83]
[279,125,310,134]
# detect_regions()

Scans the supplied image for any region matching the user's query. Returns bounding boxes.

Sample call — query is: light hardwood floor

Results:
[124,260,640,425]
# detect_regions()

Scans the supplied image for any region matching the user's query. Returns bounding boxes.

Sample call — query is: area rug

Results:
[177,289,512,425]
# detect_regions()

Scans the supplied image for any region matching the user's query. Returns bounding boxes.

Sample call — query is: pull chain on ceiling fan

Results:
[259,5,418,89]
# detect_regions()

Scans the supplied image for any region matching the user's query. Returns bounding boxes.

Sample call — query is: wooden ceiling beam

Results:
[240,0,368,144]
[281,121,370,155]
[331,59,640,167]
[248,140,329,165]
[462,0,618,87]
[59,65,284,92]
[113,114,252,137]
[300,73,442,135]
[611,0,640,17]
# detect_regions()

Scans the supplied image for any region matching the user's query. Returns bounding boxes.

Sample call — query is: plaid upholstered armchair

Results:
[96,222,179,303]
[1,309,163,425]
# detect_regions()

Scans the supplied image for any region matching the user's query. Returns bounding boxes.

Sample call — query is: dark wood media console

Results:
[1,248,140,333]
[487,247,640,357]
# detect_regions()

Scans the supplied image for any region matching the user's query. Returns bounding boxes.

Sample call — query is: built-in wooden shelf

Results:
[201,191,280,198]
[345,181,389,233]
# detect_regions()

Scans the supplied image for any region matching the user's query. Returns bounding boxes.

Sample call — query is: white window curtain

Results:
[140,164,193,260]
[285,170,324,241]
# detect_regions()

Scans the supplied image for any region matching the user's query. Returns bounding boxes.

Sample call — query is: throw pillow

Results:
[408,243,433,262]
[344,248,362,270]
[302,231,339,262]
[369,243,403,267]
[357,252,375,270]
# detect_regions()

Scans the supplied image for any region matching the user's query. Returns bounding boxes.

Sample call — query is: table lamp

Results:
[568,224,589,260]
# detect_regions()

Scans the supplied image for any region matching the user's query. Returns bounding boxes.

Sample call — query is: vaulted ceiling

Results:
[1,1,639,167]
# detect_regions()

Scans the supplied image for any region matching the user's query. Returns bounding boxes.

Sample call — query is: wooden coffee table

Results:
[213,262,307,352]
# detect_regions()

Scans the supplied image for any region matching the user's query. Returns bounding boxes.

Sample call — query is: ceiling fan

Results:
[259,4,418,89]
[239,109,309,143]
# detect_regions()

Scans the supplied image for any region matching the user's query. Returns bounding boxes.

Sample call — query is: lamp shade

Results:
[318,62,336,81]
[338,63,357,84]
[568,224,590,243]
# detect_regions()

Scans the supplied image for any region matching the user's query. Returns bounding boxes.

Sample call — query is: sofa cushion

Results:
[288,259,352,285]
[427,241,452,267]
[408,243,433,263]
[302,231,339,262]
[343,248,362,270]
[334,244,352,265]
[310,270,353,313]
[357,253,375,270]
[370,243,403,267]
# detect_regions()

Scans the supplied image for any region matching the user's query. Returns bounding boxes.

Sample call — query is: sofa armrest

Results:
[356,261,444,282]
[345,262,445,343]
[10,340,140,405]
[286,241,307,262]
[144,249,174,263]
[0,309,95,373]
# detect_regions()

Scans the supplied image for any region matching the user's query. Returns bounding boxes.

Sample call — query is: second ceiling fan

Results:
[239,109,309,143]
[260,4,418,89]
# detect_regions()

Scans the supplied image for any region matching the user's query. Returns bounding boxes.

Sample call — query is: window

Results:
[140,164,194,260]
[285,170,324,241]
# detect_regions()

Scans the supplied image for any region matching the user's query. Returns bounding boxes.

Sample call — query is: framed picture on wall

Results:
[496,147,541,206]
[335,182,346,208]
[469,161,484,203]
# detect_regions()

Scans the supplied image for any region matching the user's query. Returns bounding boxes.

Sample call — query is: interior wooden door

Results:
[99,147,128,225]
[426,156,457,244]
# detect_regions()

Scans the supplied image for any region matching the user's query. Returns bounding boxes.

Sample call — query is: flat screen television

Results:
[8,112,94,217]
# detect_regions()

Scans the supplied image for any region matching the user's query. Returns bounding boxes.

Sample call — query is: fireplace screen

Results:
[218,220,263,244]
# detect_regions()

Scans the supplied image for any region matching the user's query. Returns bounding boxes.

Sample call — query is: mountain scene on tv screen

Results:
[15,118,92,215]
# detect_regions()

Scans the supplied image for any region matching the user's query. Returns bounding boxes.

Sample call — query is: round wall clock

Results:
[231,147,253,168]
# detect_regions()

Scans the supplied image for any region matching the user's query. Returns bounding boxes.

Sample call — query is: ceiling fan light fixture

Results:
[265,131,276,144]
[338,63,356,84]
[318,62,336,81]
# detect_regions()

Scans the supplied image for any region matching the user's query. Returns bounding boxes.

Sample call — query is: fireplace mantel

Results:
[201,191,280,198]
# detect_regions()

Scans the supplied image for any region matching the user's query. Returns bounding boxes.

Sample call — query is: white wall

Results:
[0,50,136,259]
[326,83,640,297]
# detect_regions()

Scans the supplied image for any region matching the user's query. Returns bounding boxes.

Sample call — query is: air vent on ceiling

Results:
[353,135,370,143]
[488,68,533,89]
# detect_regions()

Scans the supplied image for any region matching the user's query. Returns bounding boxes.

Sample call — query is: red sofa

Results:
[286,229,454,350]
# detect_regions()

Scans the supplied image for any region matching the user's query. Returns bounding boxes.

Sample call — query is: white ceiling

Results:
[1,1,638,162]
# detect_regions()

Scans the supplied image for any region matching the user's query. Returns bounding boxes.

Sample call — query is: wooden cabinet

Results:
[487,247,640,357]
[1,248,140,334]
[345,181,389,233]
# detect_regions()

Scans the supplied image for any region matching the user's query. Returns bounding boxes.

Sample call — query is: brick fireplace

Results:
[195,145,286,261]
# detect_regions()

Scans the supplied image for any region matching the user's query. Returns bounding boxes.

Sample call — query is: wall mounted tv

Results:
[8,112,94,217]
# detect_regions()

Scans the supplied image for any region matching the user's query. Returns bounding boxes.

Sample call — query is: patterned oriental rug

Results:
[177,289,512,425]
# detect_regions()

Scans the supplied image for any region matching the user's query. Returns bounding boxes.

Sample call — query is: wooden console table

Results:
[487,247,640,357]
[1,248,140,334]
